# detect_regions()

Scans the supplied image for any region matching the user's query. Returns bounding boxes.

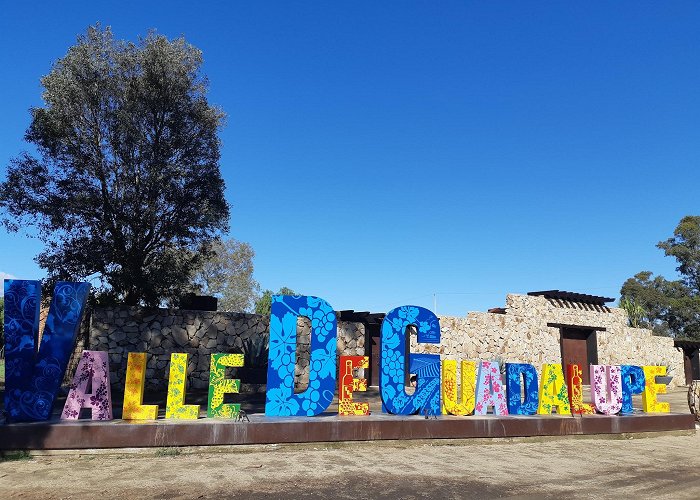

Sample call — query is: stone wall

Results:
[88,307,364,393]
[414,294,684,388]
[81,293,683,395]
[292,319,365,391]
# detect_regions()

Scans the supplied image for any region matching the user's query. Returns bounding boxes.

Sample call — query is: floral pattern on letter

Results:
[61,350,112,420]
[474,361,508,415]
[506,363,538,415]
[590,365,623,415]
[475,361,509,415]
[208,353,244,418]
[641,365,670,413]
[441,360,476,415]
[122,352,158,419]
[537,364,571,415]
[380,306,441,415]
[265,295,338,416]
[3,280,90,422]
[620,365,645,415]
[165,353,200,419]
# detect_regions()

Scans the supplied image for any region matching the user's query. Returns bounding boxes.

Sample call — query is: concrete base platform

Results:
[0,412,695,450]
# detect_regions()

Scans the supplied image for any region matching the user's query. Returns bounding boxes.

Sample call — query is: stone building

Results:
[411,291,683,387]
[77,290,685,394]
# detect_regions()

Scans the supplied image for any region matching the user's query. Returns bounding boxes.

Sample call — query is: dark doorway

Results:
[336,310,386,388]
[368,323,381,386]
[690,348,700,382]
[681,346,700,385]
[684,353,693,386]
[560,327,598,385]
[673,340,700,385]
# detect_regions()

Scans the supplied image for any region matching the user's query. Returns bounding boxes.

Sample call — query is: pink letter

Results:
[475,361,509,415]
[61,350,113,420]
[590,365,622,415]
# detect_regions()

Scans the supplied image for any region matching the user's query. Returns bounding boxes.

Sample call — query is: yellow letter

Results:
[122,352,158,420]
[642,365,670,413]
[537,363,571,415]
[441,360,476,415]
[165,353,200,419]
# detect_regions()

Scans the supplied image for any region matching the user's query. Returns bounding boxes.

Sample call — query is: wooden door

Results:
[684,350,694,385]
[560,328,592,384]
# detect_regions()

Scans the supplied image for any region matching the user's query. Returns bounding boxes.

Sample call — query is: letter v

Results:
[4,280,90,422]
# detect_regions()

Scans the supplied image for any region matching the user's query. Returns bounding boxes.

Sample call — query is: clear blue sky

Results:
[1,2,698,315]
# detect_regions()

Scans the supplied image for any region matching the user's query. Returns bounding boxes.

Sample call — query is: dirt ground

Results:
[1,387,697,498]
[1,429,699,499]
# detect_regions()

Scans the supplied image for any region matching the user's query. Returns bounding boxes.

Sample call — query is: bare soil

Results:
[1,429,699,499]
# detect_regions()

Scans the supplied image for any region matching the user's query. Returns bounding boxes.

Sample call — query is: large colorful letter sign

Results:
[3,280,90,422]
[122,352,158,420]
[61,350,113,420]
[338,356,370,416]
[591,365,623,415]
[265,295,338,416]
[208,353,244,418]
[642,365,670,413]
[620,365,645,415]
[165,353,200,419]
[380,306,441,415]
[566,364,595,415]
[537,364,570,415]
[475,361,509,415]
[441,360,476,415]
[505,363,538,415]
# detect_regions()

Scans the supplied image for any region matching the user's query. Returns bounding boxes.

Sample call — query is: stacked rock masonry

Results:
[82,293,683,393]
[89,308,365,393]
[411,294,683,388]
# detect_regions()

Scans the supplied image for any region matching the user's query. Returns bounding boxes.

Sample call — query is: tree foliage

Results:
[0,25,229,307]
[618,297,646,329]
[192,238,260,313]
[254,287,298,316]
[621,216,700,339]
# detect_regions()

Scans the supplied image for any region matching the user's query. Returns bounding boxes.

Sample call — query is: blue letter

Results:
[380,306,441,415]
[4,280,90,422]
[265,295,337,416]
[506,363,539,415]
[620,365,645,415]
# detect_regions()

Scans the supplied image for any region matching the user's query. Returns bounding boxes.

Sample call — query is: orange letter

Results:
[566,364,595,415]
[338,356,370,416]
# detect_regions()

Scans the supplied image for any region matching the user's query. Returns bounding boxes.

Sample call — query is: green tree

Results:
[254,287,298,316]
[618,297,647,328]
[192,238,260,312]
[0,25,229,307]
[621,216,700,339]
